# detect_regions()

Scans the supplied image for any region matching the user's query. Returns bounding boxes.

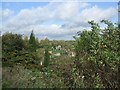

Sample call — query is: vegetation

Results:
[29,30,37,51]
[2,20,119,88]
[74,20,119,88]
[44,46,50,67]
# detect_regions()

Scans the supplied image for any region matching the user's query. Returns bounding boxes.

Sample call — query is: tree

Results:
[43,46,50,67]
[2,32,24,52]
[29,30,37,51]
[73,20,119,88]
[24,35,29,50]
[35,37,40,47]
[2,32,25,63]
[40,37,51,48]
[24,35,29,42]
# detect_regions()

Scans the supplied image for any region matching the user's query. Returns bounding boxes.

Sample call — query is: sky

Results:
[0,1,118,40]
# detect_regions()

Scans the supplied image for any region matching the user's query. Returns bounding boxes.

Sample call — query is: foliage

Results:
[2,20,119,88]
[2,65,66,88]
[29,30,37,51]
[74,20,120,88]
[35,37,40,47]
[2,32,40,68]
[23,35,29,50]
[2,32,24,64]
[40,38,51,48]
[43,47,50,67]
[2,32,24,52]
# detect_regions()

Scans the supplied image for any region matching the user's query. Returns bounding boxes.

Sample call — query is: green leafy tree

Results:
[2,32,25,63]
[73,20,119,88]
[2,32,24,52]
[29,30,37,51]
[35,37,40,47]
[43,47,50,67]
[24,35,29,50]
[40,37,51,48]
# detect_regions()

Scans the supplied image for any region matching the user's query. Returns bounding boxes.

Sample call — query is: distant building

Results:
[48,48,67,57]
[68,51,76,57]
[56,45,62,50]
[54,53,61,56]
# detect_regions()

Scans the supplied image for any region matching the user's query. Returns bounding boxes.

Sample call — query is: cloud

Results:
[74,5,117,23]
[33,24,85,40]
[0,9,14,21]
[54,2,90,20]
[1,2,117,40]
[4,7,53,29]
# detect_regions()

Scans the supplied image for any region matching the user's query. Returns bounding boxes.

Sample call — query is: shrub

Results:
[73,20,119,88]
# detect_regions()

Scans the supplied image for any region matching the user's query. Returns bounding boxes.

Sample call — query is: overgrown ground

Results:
[2,55,74,88]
